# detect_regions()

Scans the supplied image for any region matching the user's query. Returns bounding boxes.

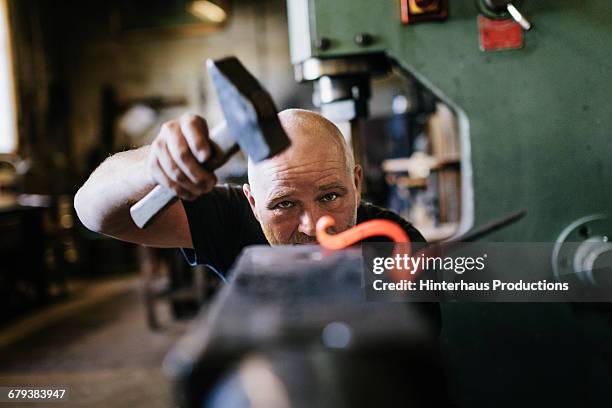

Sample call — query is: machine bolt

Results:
[316,37,331,51]
[354,32,373,46]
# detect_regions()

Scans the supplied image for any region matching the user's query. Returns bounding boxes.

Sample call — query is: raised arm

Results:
[74,114,217,248]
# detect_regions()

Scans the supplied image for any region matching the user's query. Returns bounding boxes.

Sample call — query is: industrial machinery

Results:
[282,1,611,407]
[164,246,446,408]
[286,0,611,247]
[164,2,611,407]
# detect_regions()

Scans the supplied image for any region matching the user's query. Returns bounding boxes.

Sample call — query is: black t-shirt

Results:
[182,184,426,274]
[181,184,440,335]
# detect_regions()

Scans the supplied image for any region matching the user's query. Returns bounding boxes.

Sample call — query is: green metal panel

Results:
[301,0,612,241]
[291,2,612,406]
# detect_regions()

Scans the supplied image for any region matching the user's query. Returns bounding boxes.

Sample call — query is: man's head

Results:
[243,109,362,245]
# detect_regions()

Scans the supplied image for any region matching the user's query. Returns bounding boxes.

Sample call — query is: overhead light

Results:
[188,0,227,24]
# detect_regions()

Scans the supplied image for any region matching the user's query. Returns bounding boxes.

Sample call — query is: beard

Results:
[261,209,358,246]
[292,232,318,245]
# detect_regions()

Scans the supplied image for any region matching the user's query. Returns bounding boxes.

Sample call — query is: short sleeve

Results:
[357,202,428,244]
[181,184,266,273]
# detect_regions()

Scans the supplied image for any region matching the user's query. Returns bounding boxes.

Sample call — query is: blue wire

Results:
[179,248,228,284]
[205,264,228,284]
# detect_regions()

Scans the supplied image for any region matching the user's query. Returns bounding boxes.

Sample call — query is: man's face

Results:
[243,110,362,245]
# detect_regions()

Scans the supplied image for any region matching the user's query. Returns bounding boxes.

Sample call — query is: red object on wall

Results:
[478,15,524,51]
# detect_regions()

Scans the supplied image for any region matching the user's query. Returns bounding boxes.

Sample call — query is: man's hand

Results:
[149,113,218,200]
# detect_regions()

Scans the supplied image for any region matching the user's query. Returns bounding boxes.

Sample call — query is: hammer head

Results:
[207,57,290,162]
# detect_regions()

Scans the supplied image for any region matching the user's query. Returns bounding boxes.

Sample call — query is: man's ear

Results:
[353,164,363,198]
[242,183,260,222]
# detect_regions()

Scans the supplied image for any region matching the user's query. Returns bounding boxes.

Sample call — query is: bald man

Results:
[74,109,425,273]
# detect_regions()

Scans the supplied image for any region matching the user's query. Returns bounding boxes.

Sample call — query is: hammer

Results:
[130,57,291,229]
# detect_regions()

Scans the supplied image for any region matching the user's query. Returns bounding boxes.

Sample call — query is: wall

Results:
[69,0,301,174]
[9,0,305,191]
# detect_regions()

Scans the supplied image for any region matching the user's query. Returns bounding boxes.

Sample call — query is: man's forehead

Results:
[259,162,348,191]
[247,109,351,192]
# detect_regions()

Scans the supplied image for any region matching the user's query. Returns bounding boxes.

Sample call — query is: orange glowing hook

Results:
[316,216,417,283]
[315,216,411,249]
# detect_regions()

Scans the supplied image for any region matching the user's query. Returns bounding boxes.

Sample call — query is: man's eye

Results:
[320,193,338,202]
[275,201,294,209]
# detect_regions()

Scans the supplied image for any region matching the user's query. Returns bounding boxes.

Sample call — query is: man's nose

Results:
[298,208,321,236]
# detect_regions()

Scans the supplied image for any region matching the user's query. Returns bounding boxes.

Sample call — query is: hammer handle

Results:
[130,124,238,229]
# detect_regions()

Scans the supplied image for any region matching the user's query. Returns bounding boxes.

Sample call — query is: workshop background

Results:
[1,1,304,406]
[0,0,611,407]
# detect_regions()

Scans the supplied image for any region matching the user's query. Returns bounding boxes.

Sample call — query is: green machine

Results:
[286,0,612,406]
